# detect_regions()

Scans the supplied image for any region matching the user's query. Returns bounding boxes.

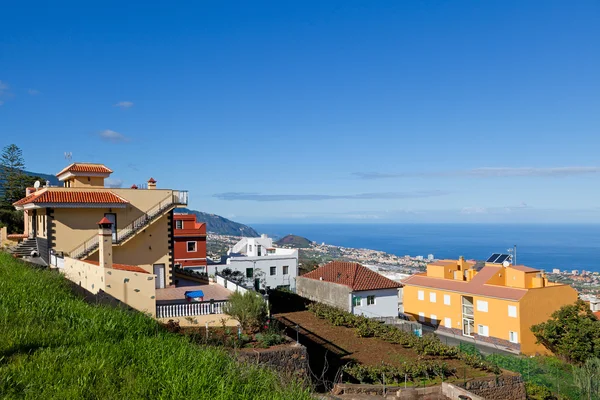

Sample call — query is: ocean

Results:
[251,223,600,272]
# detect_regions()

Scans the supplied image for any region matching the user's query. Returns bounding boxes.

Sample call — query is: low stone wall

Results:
[333,374,525,400]
[236,342,308,382]
[456,374,526,400]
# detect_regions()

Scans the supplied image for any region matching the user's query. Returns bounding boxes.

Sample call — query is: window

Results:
[270,266,276,276]
[476,300,488,312]
[175,220,183,229]
[509,331,519,343]
[478,324,489,337]
[367,295,375,305]
[187,241,197,252]
[353,297,362,307]
[246,268,253,278]
[418,290,425,301]
[444,317,452,328]
[444,294,451,305]
[418,312,425,322]
[508,305,517,318]
[257,245,262,256]
[283,265,289,275]
[249,244,252,252]
[430,292,437,303]
[430,314,437,324]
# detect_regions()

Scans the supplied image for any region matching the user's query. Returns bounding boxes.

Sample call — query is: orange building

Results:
[402,256,578,355]
[173,214,207,271]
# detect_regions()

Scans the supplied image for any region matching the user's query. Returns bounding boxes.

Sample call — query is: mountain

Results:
[176,208,259,237]
[275,234,312,248]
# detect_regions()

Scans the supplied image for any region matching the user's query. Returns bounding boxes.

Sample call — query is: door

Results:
[104,213,117,241]
[153,264,166,289]
[462,318,475,336]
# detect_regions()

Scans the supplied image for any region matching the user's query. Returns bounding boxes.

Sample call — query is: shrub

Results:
[223,290,267,333]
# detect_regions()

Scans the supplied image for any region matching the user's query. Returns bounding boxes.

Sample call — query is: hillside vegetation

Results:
[275,234,312,249]
[177,208,259,237]
[0,252,310,399]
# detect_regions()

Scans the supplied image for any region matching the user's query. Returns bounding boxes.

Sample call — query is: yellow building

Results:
[402,256,578,355]
[12,162,188,288]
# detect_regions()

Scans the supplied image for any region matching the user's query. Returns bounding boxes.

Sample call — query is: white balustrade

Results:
[156,301,228,319]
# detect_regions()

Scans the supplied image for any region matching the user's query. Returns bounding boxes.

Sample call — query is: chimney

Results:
[131,184,138,189]
[98,217,113,269]
[147,177,157,190]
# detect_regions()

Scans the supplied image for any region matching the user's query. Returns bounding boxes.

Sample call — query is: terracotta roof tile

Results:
[509,265,540,273]
[86,260,149,274]
[302,261,402,292]
[98,217,113,225]
[147,177,156,183]
[56,163,113,176]
[13,189,129,206]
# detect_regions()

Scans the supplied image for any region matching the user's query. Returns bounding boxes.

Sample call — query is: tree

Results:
[531,300,600,364]
[223,290,267,333]
[0,144,29,207]
[573,358,600,400]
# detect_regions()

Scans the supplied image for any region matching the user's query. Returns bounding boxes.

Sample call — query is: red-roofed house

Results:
[297,261,402,317]
[402,256,578,355]
[11,162,188,289]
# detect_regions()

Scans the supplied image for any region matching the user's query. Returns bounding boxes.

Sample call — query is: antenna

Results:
[33,180,40,189]
[507,245,518,265]
[64,152,72,162]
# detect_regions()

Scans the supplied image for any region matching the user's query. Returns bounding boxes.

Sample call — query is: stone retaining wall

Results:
[456,374,526,400]
[236,342,308,382]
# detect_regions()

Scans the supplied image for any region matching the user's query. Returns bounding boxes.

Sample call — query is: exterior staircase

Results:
[68,190,188,260]
[9,238,39,258]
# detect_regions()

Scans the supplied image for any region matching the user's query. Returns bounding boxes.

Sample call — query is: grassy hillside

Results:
[177,208,259,237]
[275,234,312,249]
[0,252,310,399]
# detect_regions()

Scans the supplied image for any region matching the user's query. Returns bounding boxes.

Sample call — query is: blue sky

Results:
[1,1,599,224]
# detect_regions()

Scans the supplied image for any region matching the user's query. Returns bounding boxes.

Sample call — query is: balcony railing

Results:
[156,300,228,319]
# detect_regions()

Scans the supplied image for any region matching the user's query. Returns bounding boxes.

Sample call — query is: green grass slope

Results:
[0,252,310,400]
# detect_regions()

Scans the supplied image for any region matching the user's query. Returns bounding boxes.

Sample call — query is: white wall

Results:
[351,288,400,317]
[209,254,298,290]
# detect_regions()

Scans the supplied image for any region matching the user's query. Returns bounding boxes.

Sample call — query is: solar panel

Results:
[495,254,510,264]
[486,253,501,263]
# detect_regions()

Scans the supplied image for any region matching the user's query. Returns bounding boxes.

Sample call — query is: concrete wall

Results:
[62,257,156,316]
[352,288,399,317]
[105,267,156,316]
[63,257,106,294]
[519,284,578,355]
[215,275,249,295]
[296,277,351,312]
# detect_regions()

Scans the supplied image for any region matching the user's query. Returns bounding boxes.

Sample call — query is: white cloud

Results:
[0,80,11,105]
[354,167,600,180]
[98,129,131,143]
[213,190,449,202]
[114,101,134,109]
[27,89,40,95]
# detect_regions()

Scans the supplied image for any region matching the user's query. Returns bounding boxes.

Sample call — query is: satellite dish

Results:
[33,181,40,189]
[503,260,510,267]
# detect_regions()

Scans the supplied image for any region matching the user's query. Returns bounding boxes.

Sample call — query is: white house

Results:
[208,235,299,291]
[296,261,402,317]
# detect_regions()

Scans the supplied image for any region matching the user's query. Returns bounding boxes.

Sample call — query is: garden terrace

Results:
[276,304,510,387]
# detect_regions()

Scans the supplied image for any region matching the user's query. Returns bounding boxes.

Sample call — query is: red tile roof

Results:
[56,163,113,176]
[403,266,529,301]
[86,260,149,274]
[13,189,129,206]
[147,177,156,183]
[302,261,402,292]
[98,217,113,225]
